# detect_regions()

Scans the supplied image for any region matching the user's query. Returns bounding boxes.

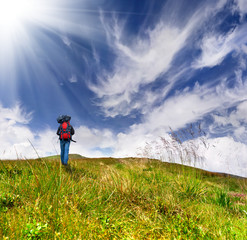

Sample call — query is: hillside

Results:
[0,156,246,239]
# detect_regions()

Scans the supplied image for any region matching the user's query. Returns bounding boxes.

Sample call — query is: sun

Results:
[0,0,96,50]
[0,0,37,35]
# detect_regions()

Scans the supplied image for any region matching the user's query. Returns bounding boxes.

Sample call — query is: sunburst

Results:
[0,0,39,35]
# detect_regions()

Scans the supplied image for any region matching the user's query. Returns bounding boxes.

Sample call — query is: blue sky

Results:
[0,0,247,177]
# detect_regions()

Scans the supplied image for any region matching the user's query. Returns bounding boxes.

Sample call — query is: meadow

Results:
[0,155,246,239]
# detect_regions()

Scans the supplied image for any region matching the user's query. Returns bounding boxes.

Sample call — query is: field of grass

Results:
[0,155,246,239]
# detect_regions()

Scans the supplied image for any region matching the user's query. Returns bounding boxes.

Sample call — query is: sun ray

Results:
[0,0,101,77]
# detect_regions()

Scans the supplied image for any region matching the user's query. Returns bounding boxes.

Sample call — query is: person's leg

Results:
[63,140,70,165]
[60,140,65,164]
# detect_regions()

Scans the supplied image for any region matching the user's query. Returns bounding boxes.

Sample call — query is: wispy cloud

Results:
[210,100,247,141]
[235,0,247,19]
[69,74,78,83]
[193,31,235,68]
[61,35,72,47]
[90,7,203,117]
[89,0,236,117]
[242,44,247,54]
[193,25,247,69]
[0,103,32,125]
[92,45,100,64]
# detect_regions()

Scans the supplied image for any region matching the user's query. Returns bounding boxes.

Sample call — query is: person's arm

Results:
[70,126,75,135]
[57,126,60,136]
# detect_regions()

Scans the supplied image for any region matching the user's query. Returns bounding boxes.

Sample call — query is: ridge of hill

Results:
[42,155,247,179]
[39,154,86,161]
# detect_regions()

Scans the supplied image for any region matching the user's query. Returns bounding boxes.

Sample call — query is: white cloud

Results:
[0,105,59,159]
[193,24,247,69]
[194,31,235,68]
[125,80,247,138]
[0,104,35,159]
[234,126,246,139]
[61,35,71,47]
[202,137,247,177]
[235,0,247,18]
[90,8,203,117]
[0,103,117,159]
[69,126,116,157]
[211,100,247,141]
[69,74,77,83]
[89,0,239,118]
[230,101,247,125]
[242,44,247,54]
[0,103,32,125]
[92,45,100,64]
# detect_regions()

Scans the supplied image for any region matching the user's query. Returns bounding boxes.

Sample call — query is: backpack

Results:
[57,115,73,141]
[59,121,72,140]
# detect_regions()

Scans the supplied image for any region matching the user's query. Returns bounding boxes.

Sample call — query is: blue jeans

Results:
[60,140,70,165]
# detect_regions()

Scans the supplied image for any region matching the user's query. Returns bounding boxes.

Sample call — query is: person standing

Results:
[56,115,75,165]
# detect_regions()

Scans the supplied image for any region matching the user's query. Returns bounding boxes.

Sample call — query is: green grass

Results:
[0,156,246,239]
[39,154,86,161]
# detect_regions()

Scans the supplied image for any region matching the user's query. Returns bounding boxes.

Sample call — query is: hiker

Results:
[56,115,75,165]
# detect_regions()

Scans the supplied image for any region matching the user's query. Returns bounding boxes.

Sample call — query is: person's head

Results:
[57,115,71,123]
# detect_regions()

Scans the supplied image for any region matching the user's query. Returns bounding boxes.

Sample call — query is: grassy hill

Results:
[0,156,246,239]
